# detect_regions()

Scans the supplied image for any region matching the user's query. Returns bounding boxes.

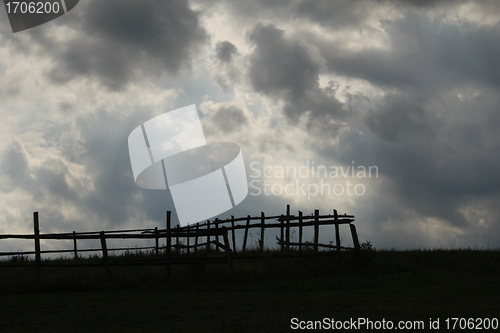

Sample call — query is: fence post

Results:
[215,219,220,254]
[334,209,341,252]
[194,224,199,255]
[280,216,284,253]
[186,225,190,256]
[222,227,232,269]
[73,231,78,260]
[350,223,360,252]
[154,227,159,256]
[100,231,111,277]
[231,216,236,253]
[260,212,265,253]
[286,205,291,255]
[298,211,303,255]
[175,225,180,254]
[206,220,211,251]
[314,209,319,253]
[166,211,172,277]
[33,212,41,278]
[242,215,250,253]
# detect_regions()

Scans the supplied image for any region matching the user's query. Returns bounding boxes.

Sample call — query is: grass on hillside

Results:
[0,247,498,332]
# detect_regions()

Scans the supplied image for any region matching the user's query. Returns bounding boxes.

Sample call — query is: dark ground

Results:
[0,249,498,332]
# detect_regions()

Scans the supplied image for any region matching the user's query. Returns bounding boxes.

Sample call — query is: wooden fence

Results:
[0,205,360,277]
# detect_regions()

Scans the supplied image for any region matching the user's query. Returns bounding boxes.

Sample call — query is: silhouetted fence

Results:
[0,205,359,277]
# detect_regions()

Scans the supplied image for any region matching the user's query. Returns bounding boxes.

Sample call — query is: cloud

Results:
[1,138,30,189]
[248,24,319,98]
[33,0,209,90]
[327,86,500,243]
[210,105,248,132]
[0,73,181,237]
[365,92,434,143]
[292,0,382,29]
[1,0,500,251]
[314,14,500,91]
[199,2,500,248]
[215,41,238,63]
[247,23,346,136]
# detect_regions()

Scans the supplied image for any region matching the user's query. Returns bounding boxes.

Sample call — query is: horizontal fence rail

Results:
[0,205,360,278]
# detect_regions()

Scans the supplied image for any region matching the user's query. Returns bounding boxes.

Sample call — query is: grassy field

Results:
[0,248,499,332]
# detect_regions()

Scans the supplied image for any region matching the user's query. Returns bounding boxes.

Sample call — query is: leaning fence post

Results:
[334,209,341,252]
[350,223,360,252]
[33,212,41,278]
[242,215,250,253]
[221,227,232,269]
[314,209,320,253]
[166,211,172,277]
[73,231,78,260]
[100,231,111,277]
[231,215,236,253]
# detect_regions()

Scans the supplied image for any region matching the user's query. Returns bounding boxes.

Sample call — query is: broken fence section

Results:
[0,205,360,277]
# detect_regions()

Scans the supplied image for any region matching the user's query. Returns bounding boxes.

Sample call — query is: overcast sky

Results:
[1,0,499,252]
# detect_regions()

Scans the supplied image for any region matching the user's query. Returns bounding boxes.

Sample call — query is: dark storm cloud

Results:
[0,0,207,231]
[292,0,376,28]
[292,0,459,27]
[208,0,500,94]
[226,0,500,244]
[1,139,30,187]
[2,0,499,248]
[269,2,500,242]
[396,0,461,8]
[326,87,500,236]
[248,24,346,130]
[248,24,318,97]
[365,93,434,143]
[215,41,238,63]
[316,15,500,91]
[211,105,248,132]
[330,11,500,219]
[43,0,208,90]
[203,0,291,19]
